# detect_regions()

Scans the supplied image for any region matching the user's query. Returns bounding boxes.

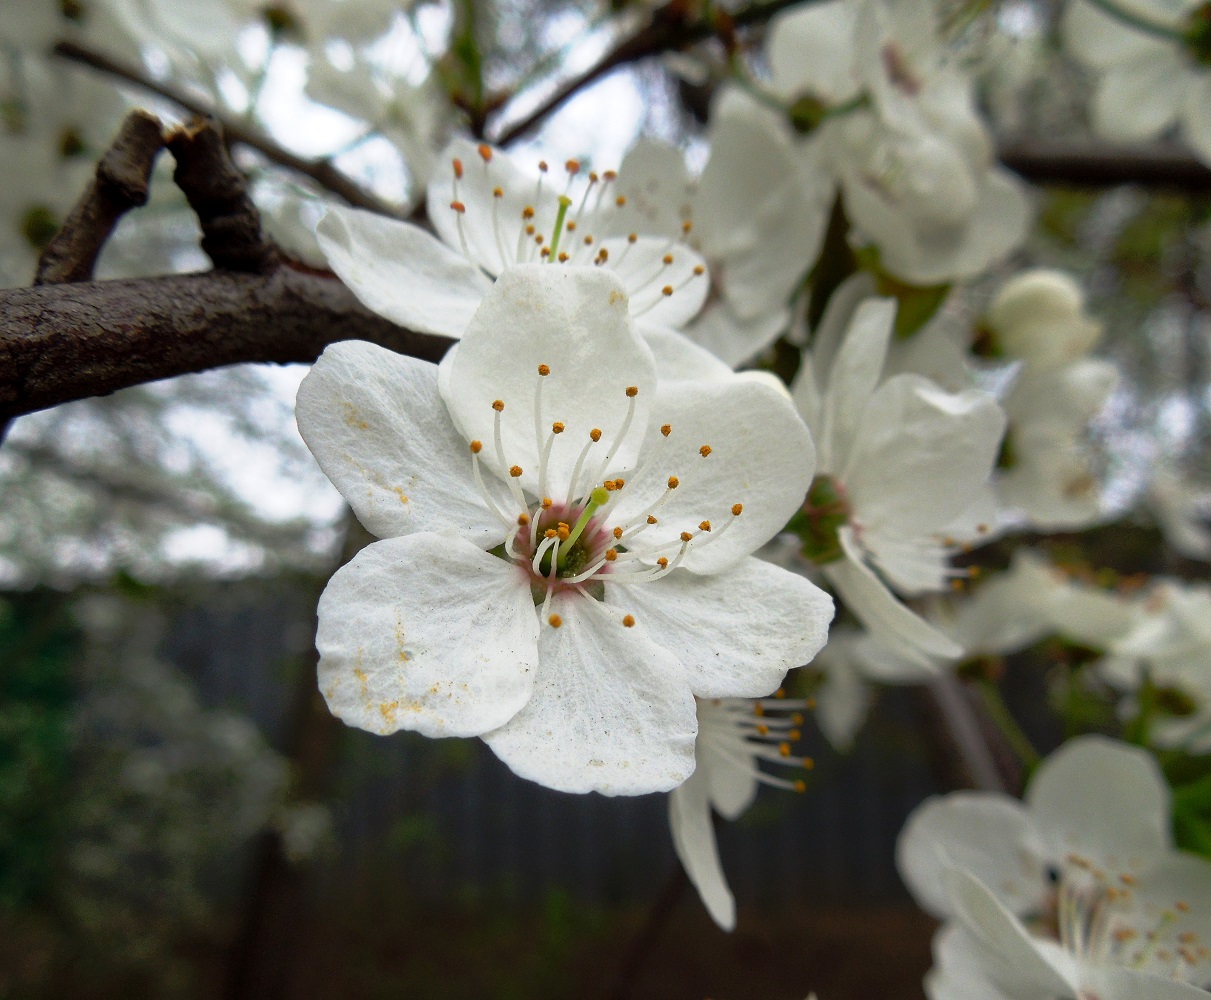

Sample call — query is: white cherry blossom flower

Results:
[669,694,815,929]
[314,138,709,343]
[1064,0,1211,166]
[790,293,1005,667]
[296,265,832,796]
[984,270,1105,372]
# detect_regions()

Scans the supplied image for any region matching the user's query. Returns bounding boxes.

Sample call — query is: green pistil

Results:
[547,195,572,261]
[799,475,849,565]
[562,486,609,554]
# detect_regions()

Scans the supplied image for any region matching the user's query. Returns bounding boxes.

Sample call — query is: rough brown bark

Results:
[34,110,166,285]
[0,267,454,422]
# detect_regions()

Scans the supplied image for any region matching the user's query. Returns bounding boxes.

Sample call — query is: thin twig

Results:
[53,40,405,218]
[35,109,165,284]
[604,866,689,1000]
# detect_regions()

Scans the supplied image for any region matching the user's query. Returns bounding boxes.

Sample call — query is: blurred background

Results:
[5,0,1211,996]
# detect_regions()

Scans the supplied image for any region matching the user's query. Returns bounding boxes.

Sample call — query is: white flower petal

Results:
[1092,59,1187,143]
[610,377,815,574]
[609,558,834,699]
[297,341,510,544]
[669,771,736,930]
[483,591,697,795]
[596,235,709,328]
[1182,76,1211,164]
[1025,734,1172,865]
[1063,0,1178,69]
[439,265,656,495]
[685,301,789,369]
[767,0,860,103]
[824,528,962,664]
[896,792,1043,920]
[1079,965,1211,1000]
[316,534,539,738]
[315,205,491,338]
[641,324,737,382]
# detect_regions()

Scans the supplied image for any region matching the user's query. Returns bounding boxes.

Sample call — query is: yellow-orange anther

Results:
[756,724,769,736]
[647,515,658,525]
[731,503,743,516]
[657,557,669,568]
[590,428,602,442]
[1178,901,1192,912]
[558,252,569,262]
[661,424,671,437]
[699,444,712,457]
[541,497,553,509]
[789,728,802,741]
[552,422,565,434]
[566,221,577,231]
[557,523,571,541]
[540,247,551,257]
[667,476,679,489]
[603,169,616,180]
[538,160,548,172]
[778,742,791,757]
[791,712,804,725]
[518,513,530,526]
[682,220,693,233]
[612,478,625,489]
[794,780,807,793]
[803,758,816,770]
[452,158,464,178]
[616,195,627,206]
[605,549,618,561]
[450,200,466,213]
[566,159,580,174]
[680,531,693,542]
[583,235,593,245]
[538,363,551,376]
[662,285,673,296]
[510,465,523,478]
[493,186,503,198]
[596,248,609,263]
[627,232,638,243]
[613,526,624,539]
[753,704,765,717]
[469,440,483,454]
[693,264,705,275]
[699,520,712,532]
[525,225,536,235]
[548,614,562,628]
[662,253,674,265]
[477,143,492,162]
[492,399,505,412]
[622,614,636,628]
[545,528,557,539]
[604,481,618,492]
[775,688,786,698]
[625,386,639,398]
[522,206,535,219]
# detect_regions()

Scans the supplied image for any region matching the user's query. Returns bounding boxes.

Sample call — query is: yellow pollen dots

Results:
[556,522,571,540]
[594,248,609,264]
[517,512,530,526]
[802,757,816,770]
[538,363,551,376]
[510,465,524,478]
[667,476,680,489]
[469,440,483,454]
[625,385,639,398]
[450,200,466,213]
[603,170,616,181]
[693,264,705,276]
[656,557,669,568]
[477,143,492,162]
[522,206,535,220]
[732,503,743,516]
[661,285,673,296]
[583,235,593,245]
[493,187,503,198]
[627,233,638,243]
[699,520,712,532]
[566,221,577,231]
[794,780,807,793]
[681,220,693,234]
[590,428,603,442]
[661,424,671,437]
[662,254,674,265]
[622,614,635,628]
[779,742,791,757]
[605,549,618,561]
[647,515,658,525]
[613,526,624,539]
[538,160,548,172]
[552,422,565,434]
[541,497,553,509]
[452,157,464,178]
[699,445,712,457]
[616,195,627,207]
[548,614,562,628]
[565,159,580,174]
[680,531,693,542]
[558,252,569,262]
[544,528,557,539]
[492,399,505,412]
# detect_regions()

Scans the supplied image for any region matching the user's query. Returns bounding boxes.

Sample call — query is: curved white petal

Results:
[609,557,834,699]
[669,772,736,930]
[297,341,511,544]
[685,301,789,369]
[316,534,539,738]
[609,377,815,574]
[1025,734,1172,866]
[641,324,737,382]
[1092,59,1188,144]
[595,235,709,328]
[1063,0,1179,69]
[439,265,656,495]
[483,591,697,795]
[1182,75,1211,164]
[897,792,1043,920]
[315,205,491,338]
[1080,965,1211,1000]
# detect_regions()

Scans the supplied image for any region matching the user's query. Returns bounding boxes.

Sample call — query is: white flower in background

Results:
[765,0,1031,286]
[610,87,831,367]
[296,265,832,795]
[1063,0,1211,165]
[305,53,449,193]
[1149,460,1211,560]
[315,137,709,341]
[1102,579,1211,752]
[669,694,815,930]
[284,0,406,44]
[790,293,1005,668]
[900,735,1211,997]
[984,270,1105,372]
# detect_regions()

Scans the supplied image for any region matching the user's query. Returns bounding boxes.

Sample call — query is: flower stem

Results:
[1080,0,1182,42]
[976,680,1041,769]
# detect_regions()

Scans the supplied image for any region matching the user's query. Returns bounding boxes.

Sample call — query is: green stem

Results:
[977,680,1041,769]
[547,195,572,261]
[1081,0,1182,42]
[562,486,609,553]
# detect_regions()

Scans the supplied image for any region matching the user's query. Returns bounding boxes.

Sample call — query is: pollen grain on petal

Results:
[732,503,743,516]
[492,399,505,412]
[452,157,464,179]
[613,526,624,539]
[469,440,483,453]
[625,385,639,398]
[667,476,679,489]
[661,423,672,437]
[450,200,466,213]
[552,422,565,434]
[699,520,712,532]
[622,614,636,628]
[590,428,603,442]
[538,363,551,376]
[548,614,563,628]
[699,444,712,457]
[477,143,493,162]
[680,531,693,542]
[510,465,524,478]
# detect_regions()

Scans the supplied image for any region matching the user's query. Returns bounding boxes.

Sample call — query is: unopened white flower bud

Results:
[986,269,1103,369]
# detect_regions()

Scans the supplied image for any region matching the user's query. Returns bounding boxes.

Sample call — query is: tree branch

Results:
[1000,140,1211,191]
[53,40,406,218]
[490,0,808,146]
[0,267,454,422]
[35,109,166,285]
